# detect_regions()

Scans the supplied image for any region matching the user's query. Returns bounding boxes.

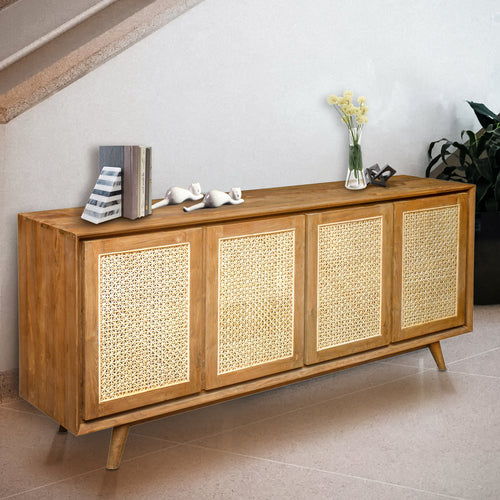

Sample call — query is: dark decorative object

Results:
[365,164,396,186]
[426,100,500,304]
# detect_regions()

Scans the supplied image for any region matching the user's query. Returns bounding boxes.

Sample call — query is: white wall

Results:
[1,0,499,371]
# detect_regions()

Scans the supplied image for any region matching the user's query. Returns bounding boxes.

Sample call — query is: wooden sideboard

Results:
[18,175,475,470]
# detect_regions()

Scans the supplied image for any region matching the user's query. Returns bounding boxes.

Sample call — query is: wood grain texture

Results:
[305,204,393,364]
[428,341,446,371]
[83,228,203,419]
[106,424,130,470]
[465,186,476,331]
[205,215,305,389]
[76,324,471,436]
[18,215,81,433]
[17,177,475,457]
[18,176,473,239]
[392,193,468,342]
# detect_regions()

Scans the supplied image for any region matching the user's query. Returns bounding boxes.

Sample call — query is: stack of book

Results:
[98,145,152,220]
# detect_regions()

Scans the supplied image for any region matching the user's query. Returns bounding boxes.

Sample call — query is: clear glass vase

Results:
[345,132,367,190]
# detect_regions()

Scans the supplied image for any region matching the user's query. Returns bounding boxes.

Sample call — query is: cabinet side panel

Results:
[18,217,80,432]
[465,187,475,330]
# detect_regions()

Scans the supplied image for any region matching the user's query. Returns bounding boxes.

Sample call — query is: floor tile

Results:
[381,304,500,370]
[8,445,451,500]
[1,398,44,416]
[2,304,499,499]
[448,346,500,378]
[193,371,500,499]
[0,407,176,498]
[132,362,419,443]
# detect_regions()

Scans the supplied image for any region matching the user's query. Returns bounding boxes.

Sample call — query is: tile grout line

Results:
[0,465,109,500]
[184,442,468,500]
[0,405,49,418]
[446,369,500,380]
[3,348,492,498]
[0,442,186,500]
[447,346,500,366]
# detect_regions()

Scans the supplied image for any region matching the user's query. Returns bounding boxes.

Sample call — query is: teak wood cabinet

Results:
[18,176,475,470]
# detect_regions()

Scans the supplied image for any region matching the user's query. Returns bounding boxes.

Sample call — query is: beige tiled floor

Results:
[2,305,499,499]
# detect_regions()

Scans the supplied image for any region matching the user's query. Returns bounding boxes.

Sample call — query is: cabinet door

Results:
[393,193,468,341]
[305,204,393,364]
[83,228,202,419]
[205,216,305,389]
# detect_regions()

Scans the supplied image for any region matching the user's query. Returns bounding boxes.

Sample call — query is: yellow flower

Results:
[342,104,353,115]
[343,90,353,103]
[327,90,369,130]
[327,95,338,105]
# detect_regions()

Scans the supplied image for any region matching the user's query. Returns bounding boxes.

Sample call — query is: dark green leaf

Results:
[467,101,500,128]
[426,157,441,177]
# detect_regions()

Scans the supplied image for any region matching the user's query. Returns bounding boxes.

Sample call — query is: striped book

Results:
[81,166,122,224]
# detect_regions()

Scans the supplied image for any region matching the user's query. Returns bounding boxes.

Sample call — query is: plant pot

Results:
[474,211,500,305]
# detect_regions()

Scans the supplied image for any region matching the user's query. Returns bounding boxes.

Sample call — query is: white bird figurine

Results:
[152,183,203,210]
[183,187,244,212]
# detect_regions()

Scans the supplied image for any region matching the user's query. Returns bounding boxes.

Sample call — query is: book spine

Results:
[123,146,138,220]
[139,146,146,217]
[145,147,152,215]
[127,146,140,220]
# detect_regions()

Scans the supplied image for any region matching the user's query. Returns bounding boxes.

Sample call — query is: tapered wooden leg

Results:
[106,424,130,470]
[429,341,446,371]
[58,425,68,433]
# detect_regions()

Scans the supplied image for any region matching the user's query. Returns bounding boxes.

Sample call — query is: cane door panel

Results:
[305,204,393,364]
[205,216,305,389]
[393,194,468,341]
[83,228,202,419]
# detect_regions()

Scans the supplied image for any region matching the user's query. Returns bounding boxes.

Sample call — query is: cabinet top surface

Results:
[19,176,473,239]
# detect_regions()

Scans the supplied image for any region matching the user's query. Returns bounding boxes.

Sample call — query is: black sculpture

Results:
[365,164,396,187]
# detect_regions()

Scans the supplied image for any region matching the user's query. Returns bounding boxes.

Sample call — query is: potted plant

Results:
[426,101,500,304]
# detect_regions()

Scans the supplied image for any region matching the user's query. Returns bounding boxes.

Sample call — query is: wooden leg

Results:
[58,425,68,433]
[429,341,446,371]
[106,424,130,471]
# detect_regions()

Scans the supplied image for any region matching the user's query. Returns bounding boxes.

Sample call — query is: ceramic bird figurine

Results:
[152,183,203,210]
[183,187,244,212]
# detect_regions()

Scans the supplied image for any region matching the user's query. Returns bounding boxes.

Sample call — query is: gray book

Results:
[99,145,138,220]
[145,147,152,215]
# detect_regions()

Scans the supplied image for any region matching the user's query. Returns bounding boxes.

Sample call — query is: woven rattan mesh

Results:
[317,217,383,350]
[401,204,459,328]
[98,243,190,402]
[217,230,296,375]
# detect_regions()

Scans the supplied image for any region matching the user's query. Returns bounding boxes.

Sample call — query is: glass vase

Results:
[345,132,367,190]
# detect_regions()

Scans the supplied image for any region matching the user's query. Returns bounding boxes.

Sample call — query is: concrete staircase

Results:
[0,0,203,123]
